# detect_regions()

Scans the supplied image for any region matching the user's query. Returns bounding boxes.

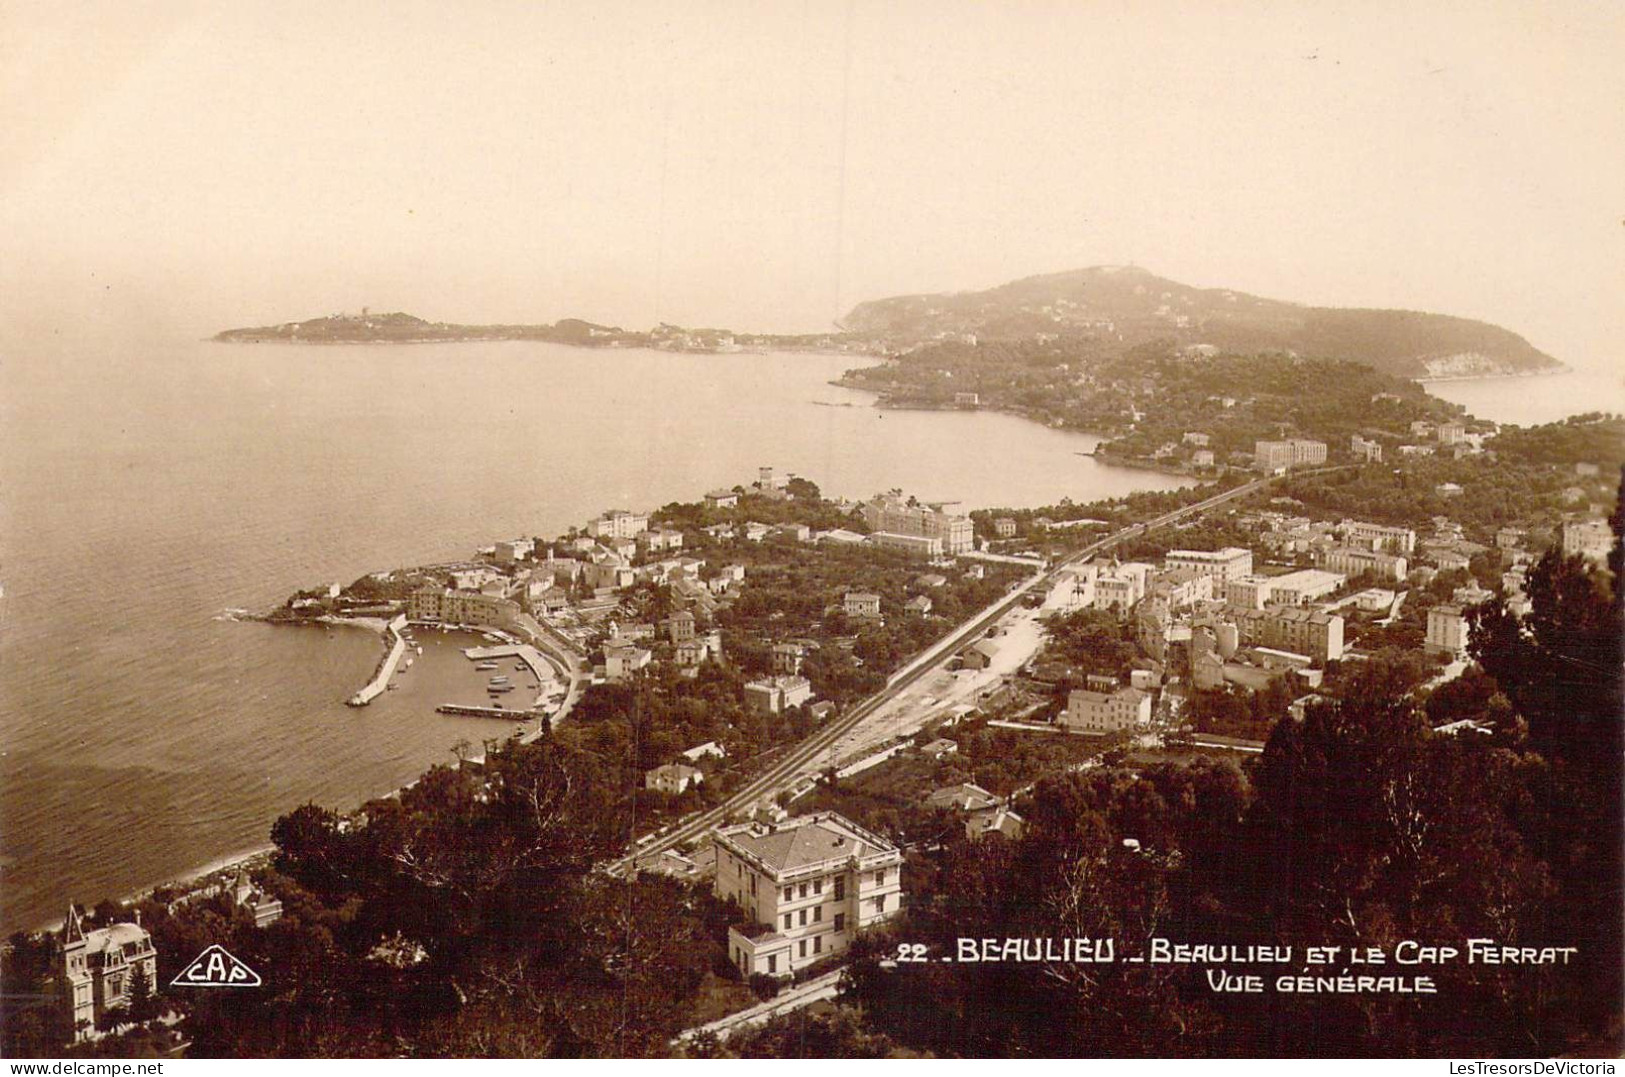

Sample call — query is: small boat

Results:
[488,684,515,694]
[489,676,510,684]
[475,661,498,671]
[416,647,424,656]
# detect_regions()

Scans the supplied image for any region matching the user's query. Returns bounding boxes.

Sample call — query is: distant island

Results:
[214,265,1565,380]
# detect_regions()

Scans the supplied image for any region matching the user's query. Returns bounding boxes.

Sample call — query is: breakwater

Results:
[347,615,409,706]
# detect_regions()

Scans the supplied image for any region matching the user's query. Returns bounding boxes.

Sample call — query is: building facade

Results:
[1563,519,1612,562]
[860,494,974,554]
[408,586,520,629]
[1254,438,1327,471]
[1163,547,1254,584]
[1234,607,1345,663]
[1316,545,1409,582]
[1425,605,1468,657]
[60,908,158,1042]
[713,813,903,977]
[1059,686,1151,735]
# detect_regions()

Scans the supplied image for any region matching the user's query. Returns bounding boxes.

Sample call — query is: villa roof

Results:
[717,813,894,876]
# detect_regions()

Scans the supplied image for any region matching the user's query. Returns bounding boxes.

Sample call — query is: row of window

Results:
[778,867,888,906]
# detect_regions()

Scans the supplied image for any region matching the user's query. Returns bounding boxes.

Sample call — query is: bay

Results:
[0,336,1195,933]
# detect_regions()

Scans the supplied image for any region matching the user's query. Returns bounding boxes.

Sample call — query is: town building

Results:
[925,783,1000,813]
[663,611,696,644]
[1563,518,1613,562]
[681,742,725,765]
[712,812,903,977]
[843,591,882,619]
[905,594,934,615]
[744,676,815,715]
[407,585,520,629]
[1163,547,1254,585]
[994,517,1017,538]
[1059,686,1151,735]
[965,806,1025,841]
[773,642,808,675]
[588,510,650,539]
[60,907,158,1042]
[1315,546,1409,583]
[1192,449,1216,468]
[1425,605,1469,657]
[861,493,974,554]
[704,489,739,509]
[1223,575,1275,610]
[1350,435,1384,462]
[645,763,704,795]
[641,528,685,552]
[1437,421,1466,445]
[1254,438,1327,472]
[230,870,283,928]
[1150,567,1213,608]
[867,531,943,558]
[493,538,535,564]
[1234,608,1345,663]
[1259,568,1345,605]
[603,640,652,681]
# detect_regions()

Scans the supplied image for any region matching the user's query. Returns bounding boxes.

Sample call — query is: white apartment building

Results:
[713,812,903,977]
[1164,547,1254,585]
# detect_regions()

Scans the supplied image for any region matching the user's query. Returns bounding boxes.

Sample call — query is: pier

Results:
[346,615,409,706]
[435,703,536,720]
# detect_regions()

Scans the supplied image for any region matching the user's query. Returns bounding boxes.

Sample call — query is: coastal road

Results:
[609,472,1287,875]
[514,613,587,744]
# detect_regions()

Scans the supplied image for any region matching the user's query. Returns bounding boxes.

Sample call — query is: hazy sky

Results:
[4,1,1622,370]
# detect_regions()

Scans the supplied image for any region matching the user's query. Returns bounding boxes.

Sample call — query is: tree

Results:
[126,962,156,1024]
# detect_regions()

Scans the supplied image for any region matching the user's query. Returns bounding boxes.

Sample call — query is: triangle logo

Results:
[170,944,262,988]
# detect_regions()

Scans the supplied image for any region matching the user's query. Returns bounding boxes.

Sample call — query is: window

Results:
[874,895,886,913]
[814,878,823,894]
[874,868,886,886]
[750,876,757,896]
[768,955,777,974]
[814,935,823,954]
[813,905,822,922]
[799,882,808,898]
[799,939,807,957]
[834,877,845,901]
[834,913,846,933]
[783,913,792,930]
[783,886,792,902]
[799,909,807,926]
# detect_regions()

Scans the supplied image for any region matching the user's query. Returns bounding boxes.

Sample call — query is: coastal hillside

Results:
[842,265,1563,379]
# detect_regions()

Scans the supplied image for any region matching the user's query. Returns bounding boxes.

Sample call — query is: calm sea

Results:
[1422,369,1625,426]
[1,334,1203,933]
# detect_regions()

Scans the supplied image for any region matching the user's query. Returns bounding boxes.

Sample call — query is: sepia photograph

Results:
[1,0,1621,1064]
